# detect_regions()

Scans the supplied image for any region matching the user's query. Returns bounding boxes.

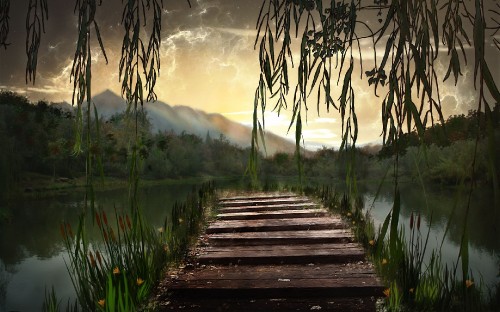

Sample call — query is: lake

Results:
[0,183,201,312]
[360,182,500,290]
[0,180,498,311]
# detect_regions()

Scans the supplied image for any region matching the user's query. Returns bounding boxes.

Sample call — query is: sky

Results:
[0,0,498,149]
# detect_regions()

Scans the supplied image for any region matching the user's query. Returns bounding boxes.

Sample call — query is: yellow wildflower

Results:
[113,267,120,275]
[383,288,390,297]
[465,280,474,288]
[137,277,144,286]
[347,212,352,217]
[98,299,105,308]
[368,240,375,246]
[158,227,164,233]
[409,288,414,293]
[381,258,388,265]
[178,218,184,224]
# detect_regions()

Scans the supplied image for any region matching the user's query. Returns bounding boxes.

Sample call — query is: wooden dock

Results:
[157,193,384,311]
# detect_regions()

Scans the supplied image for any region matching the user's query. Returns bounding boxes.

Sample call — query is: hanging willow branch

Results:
[251,0,500,180]
[251,0,370,191]
[0,0,9,49]
[252,0,500,285]
[119,0,164,108]
[26,0,48,84]
[70,0,107,213]
[71,0,107,153]
[119,0,165,213]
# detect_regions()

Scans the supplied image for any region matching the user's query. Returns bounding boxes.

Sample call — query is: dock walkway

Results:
[158,193,384,311]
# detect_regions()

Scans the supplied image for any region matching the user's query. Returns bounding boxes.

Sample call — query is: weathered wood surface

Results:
[219,197,310,207]
[217,209,328,220]
[206,217,345,233]
[207,229,353,246]
[219,202,319,213]
[219,194,297,201]
[158,193,383,311]
[156,297,379,311]
[198,243,365,265]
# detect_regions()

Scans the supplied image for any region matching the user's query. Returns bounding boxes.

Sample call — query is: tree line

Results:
[1,90,497,201]
[0,91,248,197]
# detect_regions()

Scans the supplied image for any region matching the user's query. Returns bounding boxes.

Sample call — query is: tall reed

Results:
[311,185,485,311]
[56,181,216,311]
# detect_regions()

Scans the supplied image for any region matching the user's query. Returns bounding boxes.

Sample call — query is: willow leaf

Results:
[389,188,400,256]
[376,209,392,257]
[258,120,267,156]
[460,224,469,282]
[482,60,500,104]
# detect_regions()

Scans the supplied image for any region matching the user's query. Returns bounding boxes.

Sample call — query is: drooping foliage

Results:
[250,0,499,170]
[0,1,499,310]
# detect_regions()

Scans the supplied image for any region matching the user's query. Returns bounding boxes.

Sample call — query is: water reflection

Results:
[0,183,198,311]
[0,180,498,310]
[362,182,500,288]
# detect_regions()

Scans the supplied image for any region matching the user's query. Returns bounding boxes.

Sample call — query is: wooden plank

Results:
[220,194,298,201]
[220,198,310,207]
[156,192,384,311]
[219,202,319,213]
[206,217,346,234]
[200,243,362,253]
[208,229,354,246]
[217,209,329,220]
[155,297,379,312]
[174,263,377,280]
[168,277,383,299]
[198,243,365,265]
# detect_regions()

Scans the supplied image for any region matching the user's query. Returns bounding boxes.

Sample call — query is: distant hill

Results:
[89,90,296,155]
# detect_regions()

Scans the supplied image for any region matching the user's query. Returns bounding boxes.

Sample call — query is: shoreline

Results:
[10,174,243,200]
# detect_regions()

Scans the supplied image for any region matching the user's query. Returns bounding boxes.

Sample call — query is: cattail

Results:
[119,216,125,231]
[95,250,102,267]
[89,251,96,267]
[109,228,116,242]
[417,213,421,230]
[102,211,108,227]
[95,212,101,228]
[66,223,74,237]
[126,215,132,229]
[60,223,66,238]
[410,212,414,230]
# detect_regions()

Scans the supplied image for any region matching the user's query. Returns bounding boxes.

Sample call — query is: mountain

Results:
[91,90,296,155]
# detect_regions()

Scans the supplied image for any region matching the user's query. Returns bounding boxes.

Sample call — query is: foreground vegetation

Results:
[1,90,498,311]
[297,184,497,312]
[43,182,216,311]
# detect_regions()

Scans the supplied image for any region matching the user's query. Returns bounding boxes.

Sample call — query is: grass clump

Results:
[52,181,216,311]
[309,184,486,312]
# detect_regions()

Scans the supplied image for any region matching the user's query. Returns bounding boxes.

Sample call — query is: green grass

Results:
[50,181,216,311]
[308,185,487,312]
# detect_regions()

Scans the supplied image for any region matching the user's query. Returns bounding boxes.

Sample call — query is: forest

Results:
[1,90,498,203]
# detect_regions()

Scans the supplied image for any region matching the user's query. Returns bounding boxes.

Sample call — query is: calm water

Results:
[0,181,499,311]
[0,183,199,312]
[360,182,500,290]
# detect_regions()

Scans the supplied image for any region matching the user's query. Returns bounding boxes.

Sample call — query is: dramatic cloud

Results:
[0,0,498,149]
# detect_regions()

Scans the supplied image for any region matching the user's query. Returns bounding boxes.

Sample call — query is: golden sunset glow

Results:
[1,0,496,149]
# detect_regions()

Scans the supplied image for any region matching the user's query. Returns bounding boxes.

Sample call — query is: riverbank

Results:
[12,172,243,199]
